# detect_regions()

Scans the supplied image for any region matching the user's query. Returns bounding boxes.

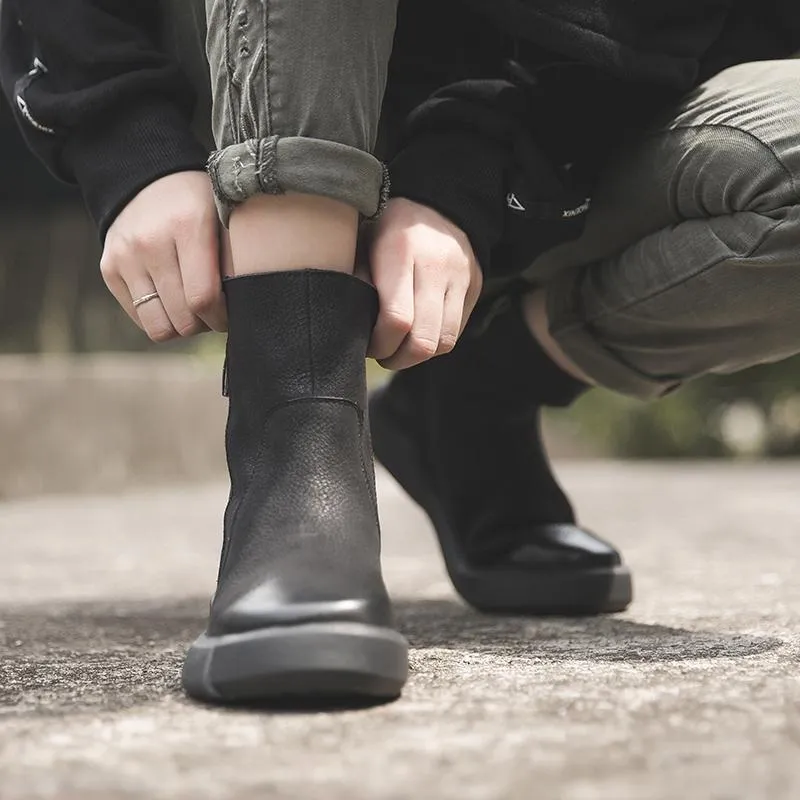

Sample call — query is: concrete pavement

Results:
[1,462,799,799]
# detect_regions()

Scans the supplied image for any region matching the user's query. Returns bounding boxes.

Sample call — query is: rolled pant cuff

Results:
[545,269,680,401]
[207,135,389,225]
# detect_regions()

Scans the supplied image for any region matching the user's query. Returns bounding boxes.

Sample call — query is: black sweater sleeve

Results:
[768,0,800,52]
[388,82,515,274]
[389,78,594,277]
[0,0,208,238]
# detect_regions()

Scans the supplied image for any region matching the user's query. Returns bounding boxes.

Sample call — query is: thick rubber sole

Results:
[370,386,633,615]
[182,621,409,705]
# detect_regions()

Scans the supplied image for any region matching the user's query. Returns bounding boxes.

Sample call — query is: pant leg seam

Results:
[223,0,239,142]
[263,0,273,135]
[255,136,282,195]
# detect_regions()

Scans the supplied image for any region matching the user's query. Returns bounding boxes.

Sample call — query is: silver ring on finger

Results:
[133,291,160,309]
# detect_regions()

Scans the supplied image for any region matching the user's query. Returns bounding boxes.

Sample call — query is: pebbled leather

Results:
[371,298,623,572]
[208,270,393,638]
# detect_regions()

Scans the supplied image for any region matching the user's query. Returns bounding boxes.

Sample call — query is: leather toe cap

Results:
[209,581,393,636]
[478,524,622,571]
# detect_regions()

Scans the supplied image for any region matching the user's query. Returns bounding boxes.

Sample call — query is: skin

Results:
[101,172,226,342]
[101,169,584,380]
[366,197,483,369]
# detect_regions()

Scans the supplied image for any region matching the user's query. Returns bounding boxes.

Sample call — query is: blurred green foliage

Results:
[552,357,800,458]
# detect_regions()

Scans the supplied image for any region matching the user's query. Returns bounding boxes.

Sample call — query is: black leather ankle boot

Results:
[370,294,632,615]
[183,270,408,704]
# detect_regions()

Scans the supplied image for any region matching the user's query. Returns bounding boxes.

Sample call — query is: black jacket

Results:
[2,0,799,254]
[0,0,207,236]
[465,0,800,88]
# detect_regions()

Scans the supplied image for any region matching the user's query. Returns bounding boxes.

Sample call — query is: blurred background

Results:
[3,96,800,501]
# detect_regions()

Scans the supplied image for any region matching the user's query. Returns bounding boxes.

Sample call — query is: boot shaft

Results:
[223,270,379,409]
[451,293,587,411]
[212,269,388,630]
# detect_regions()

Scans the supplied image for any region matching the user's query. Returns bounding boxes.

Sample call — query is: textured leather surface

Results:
[373,300,622,570]
[209,270,392,637]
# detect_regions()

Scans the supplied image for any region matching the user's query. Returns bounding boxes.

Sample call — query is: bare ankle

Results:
[228,193,359,276]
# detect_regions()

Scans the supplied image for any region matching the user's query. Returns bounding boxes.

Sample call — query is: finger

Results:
[369,235,415,362]
[149,243,208,338]
[125,273,178,343]
[179,218,228,332]
[437,284,465,356]
[381,275,444,371]
[122,242,189,341]
[100,255,144,331]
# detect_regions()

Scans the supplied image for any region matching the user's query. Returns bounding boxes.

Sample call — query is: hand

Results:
[100,171,227,342]
[367,198,483,370]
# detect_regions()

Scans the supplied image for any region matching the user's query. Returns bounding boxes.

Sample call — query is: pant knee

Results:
[659,125,799,220]
[665,61,800,216]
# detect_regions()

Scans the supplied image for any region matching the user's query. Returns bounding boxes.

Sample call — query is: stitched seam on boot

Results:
[218,490,239,581]
[357,412,381,530]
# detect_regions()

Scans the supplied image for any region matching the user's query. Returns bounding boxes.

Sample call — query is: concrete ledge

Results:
[0,355,593,499]
[0,356,227,499]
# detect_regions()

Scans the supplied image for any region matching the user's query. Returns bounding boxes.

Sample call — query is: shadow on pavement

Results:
[0,596,783,717]
[395,598,783,663]
[0,599,205,718]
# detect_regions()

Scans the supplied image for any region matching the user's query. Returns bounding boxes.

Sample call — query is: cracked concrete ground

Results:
[1,462,799,799]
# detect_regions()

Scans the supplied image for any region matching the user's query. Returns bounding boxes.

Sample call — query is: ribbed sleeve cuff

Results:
[388,131,508,273]
[64,98,209,240]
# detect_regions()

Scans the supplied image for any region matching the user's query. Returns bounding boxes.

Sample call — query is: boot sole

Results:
[182,622,409,705]
[371,386,632,615]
